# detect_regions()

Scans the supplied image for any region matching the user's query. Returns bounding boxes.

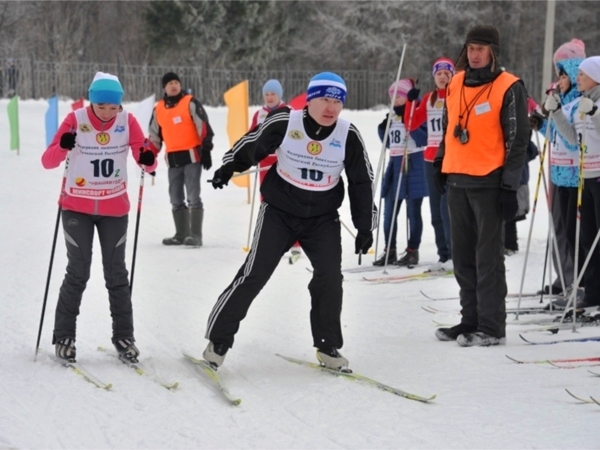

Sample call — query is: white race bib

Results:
[66,109,130,199]
[276,110,348,191]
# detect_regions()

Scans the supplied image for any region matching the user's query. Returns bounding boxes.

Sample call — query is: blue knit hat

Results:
[262,79,283,98]
[306,72,347,104]
[88,71,124,105]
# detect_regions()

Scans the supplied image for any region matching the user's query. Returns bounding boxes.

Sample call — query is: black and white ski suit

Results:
[205,106,377,350]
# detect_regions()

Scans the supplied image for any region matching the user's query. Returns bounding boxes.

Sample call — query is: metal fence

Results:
[0,57,544,109]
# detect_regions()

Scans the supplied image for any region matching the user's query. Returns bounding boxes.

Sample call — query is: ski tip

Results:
[518,334,531,344]
[505,355,522,364]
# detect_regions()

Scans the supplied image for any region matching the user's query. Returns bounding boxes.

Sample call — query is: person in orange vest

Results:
[432,25,529,347]
[149,72,214,247]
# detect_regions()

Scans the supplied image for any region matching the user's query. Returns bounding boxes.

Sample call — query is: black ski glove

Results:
[59,132,77,150]
[528,111,545,131]
[137,149,155,166]
[498,189,519,221]
[211,164,235,189]
[201,147,212,170]
[432,159,447,194]
[355,230,373,255]
[407,87,420,102]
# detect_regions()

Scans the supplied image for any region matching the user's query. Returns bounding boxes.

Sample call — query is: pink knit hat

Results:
[388,79,413,98]
[553,39,586,64]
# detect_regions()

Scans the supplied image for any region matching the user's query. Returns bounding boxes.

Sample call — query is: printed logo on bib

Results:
[435,100,444,109]
[79,124,92,133]
[115,126,125,133]
[288,130,304,140]
[307,141,323,156]
[330,139,342,148]
[75,177,86,186]
[96,132,110,145]
[173,116,182,124]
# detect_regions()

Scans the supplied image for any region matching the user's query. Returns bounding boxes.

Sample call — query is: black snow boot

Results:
[163,209,190,246]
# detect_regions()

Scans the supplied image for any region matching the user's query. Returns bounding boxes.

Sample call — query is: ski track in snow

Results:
[0,99,598,448]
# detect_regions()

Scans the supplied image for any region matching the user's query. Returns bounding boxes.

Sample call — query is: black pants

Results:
[205,203,343,349]
[504,219,518,251]
[53,210,133,343]
[580,179,600,304]
[550,185,577,289]
[447,186,507,338]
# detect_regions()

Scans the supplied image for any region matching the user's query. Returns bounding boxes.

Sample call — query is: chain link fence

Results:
[0,57,543,109]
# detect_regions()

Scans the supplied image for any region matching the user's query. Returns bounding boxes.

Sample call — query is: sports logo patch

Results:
[288,130,304,140]
[79,124,92,133]
[96,132,110,145]
[75,177,86,186]
[307,141,322,156]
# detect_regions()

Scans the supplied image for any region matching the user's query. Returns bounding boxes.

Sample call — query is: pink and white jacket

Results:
[41,106,158,217]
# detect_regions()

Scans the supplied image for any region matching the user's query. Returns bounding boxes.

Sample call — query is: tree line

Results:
[0,1,598,104]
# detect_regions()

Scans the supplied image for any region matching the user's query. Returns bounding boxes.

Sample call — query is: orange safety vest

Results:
[442,70,519,176]
[155,95,204,153]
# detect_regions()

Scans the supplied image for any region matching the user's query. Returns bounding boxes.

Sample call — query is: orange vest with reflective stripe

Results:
[155,95,203,153]
[442,70,519,176]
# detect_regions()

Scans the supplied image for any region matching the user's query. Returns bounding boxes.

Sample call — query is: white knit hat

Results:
[579,56,600,84]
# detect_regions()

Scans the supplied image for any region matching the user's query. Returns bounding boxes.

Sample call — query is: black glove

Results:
[211,164,234,189]
[407,87,420,102]
[355,230,373,255]
[529,111,545,131]
[59,132,76,150]
[201,147,212,170]
[137,149,155,166]
[498,189,518,221]
[432,159,447,195]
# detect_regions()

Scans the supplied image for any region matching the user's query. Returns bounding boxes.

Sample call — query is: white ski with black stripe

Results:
[276,353,436,403]
[38,348,112,390]
[182,351,241,406]
[97,346,179,390]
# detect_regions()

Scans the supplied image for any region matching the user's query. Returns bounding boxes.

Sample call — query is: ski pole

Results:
[515,116,556,317]
[373,34,409,262]
[540,173,567,303]
[243,168,261,252]
[556,114,587,331]
[35,141,73,361]
[206,166,270,184]
[129,165,146,296]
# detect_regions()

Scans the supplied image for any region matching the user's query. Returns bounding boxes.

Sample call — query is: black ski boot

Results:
[395,248,419,267]
[373,248,397,266]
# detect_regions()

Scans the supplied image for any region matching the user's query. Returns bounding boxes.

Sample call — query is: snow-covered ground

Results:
[0,99,598,449]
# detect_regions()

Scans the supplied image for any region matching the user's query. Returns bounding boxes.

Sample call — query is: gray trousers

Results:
[53,210,133,343]
[168,162,203,211]
[447,186,507,338]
